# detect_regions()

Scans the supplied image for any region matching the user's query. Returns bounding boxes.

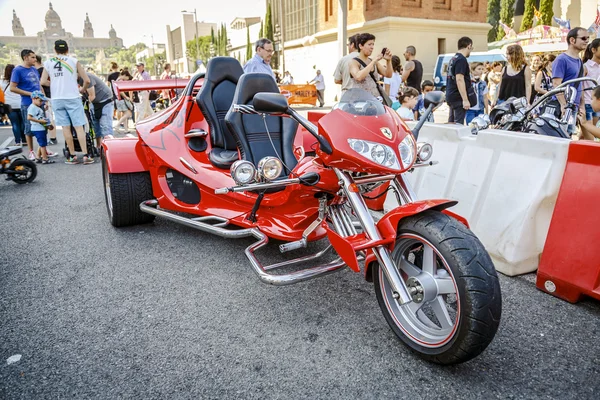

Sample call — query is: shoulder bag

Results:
[354,58,393,107]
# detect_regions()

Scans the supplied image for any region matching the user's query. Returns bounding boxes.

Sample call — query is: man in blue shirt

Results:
[243,38,275,80]
[552,27,588,137]
[10,49,41,159]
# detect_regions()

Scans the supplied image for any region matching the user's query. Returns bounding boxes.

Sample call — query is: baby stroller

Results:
[62,95,100,158]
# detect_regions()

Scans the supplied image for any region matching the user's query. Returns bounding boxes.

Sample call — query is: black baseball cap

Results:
[54,40,68,51]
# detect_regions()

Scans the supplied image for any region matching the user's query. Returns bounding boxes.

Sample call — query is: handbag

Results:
[354,58,393,107]
[0,83,12,114]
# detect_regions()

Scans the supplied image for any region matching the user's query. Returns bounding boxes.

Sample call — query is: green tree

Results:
[186,35,213,64]
[221,24,229,56]
[539,0,553,25]
[520,0,535,31]
[246,26,252,62]
[265,3,274,42]
[497,0,515,40]
[211,26,215,45]
[487,0,501,42]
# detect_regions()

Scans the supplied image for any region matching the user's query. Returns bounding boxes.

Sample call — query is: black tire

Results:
[102,155,155,227]
[10,159,37,184]
[373,210,501,365]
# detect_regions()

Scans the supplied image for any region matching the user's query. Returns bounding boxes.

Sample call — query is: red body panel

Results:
[112,78,204,100]
[102,138,149,173]
[536,141,600,303]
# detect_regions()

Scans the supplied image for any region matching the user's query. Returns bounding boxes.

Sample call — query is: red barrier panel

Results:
[536,141,600,303]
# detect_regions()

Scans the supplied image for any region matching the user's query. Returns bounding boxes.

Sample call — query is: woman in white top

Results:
[1,64,27,145]
[384,55,402,102]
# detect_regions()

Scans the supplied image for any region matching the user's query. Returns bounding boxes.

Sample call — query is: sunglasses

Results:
[577,36,590,41]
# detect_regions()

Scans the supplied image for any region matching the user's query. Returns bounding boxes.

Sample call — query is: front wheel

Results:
[373,210,501,365]
[9,159,37,184]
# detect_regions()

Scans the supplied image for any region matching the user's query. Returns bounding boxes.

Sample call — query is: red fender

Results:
[102,138,149,174]
[363,199,468,282]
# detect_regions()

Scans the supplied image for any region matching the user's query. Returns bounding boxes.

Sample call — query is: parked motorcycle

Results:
[0,138,37,184]
[480,77,599,137]
[103,65,501,365]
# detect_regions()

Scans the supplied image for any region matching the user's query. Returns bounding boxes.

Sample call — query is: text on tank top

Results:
[498,66,526,101]
[44,56,80,100]
[406,60,423,93]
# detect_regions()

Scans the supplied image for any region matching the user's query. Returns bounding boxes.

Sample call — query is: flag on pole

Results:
[532,8,541,27]
[499,21,516,38]
[588,7,600,33]
[553,16,571,30]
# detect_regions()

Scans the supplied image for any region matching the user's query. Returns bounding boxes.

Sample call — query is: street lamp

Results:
[273,24,281,70]
[182,9,199,68]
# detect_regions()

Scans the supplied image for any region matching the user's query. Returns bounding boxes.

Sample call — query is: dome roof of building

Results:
[45,3,60,21]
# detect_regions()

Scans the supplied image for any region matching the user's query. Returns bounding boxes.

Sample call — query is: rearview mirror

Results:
[253,93,289,114]
[423,91,445,109]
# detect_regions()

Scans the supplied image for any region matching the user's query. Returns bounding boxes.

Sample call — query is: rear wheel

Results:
[102,155,155,227]
[373,210,501,365]
[10,159,37,184]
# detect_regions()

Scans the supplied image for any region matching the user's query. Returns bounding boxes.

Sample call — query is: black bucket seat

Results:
[224,73,299,177]
[196,57,244,169]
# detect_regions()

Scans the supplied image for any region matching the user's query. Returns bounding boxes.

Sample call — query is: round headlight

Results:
[370,144,386,164]
[230,160,256,185]
[434,76,440,84]
[399,135,416,167]
[417,142,433,162]
[257,156,283,181]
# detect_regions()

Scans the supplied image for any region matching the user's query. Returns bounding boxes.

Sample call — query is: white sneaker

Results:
[47,150,58,157]
[28,151,36,161]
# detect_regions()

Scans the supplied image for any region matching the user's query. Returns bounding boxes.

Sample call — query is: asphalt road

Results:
[1,125,599,399]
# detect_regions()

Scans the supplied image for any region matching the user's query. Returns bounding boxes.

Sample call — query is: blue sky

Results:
[0,0,266,47]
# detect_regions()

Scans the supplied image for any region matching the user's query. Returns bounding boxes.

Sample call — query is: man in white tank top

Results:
[40,40,94,164]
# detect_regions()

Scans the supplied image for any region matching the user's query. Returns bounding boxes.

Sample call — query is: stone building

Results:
[0,3,123,55]
[267,0,490,102]
[165,14,218,76]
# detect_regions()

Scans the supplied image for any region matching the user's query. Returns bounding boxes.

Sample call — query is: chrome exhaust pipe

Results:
[139,200,347,285]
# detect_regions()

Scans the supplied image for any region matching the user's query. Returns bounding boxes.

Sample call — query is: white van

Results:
[433,50,507,90]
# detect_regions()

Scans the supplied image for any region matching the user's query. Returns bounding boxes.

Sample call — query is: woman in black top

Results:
[496,44,531,104]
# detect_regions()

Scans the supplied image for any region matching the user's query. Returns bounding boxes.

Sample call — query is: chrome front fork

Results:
[335,170,413,305]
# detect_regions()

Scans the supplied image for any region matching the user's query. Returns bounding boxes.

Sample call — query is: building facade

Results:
[0,3,123,55]
[165,15,217,76]
[268,0,490,103]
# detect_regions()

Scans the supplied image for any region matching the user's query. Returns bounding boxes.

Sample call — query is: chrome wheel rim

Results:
[379,234,460,348]
[103,162,114,218]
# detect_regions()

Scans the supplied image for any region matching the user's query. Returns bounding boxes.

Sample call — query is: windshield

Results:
[333,88,386,116]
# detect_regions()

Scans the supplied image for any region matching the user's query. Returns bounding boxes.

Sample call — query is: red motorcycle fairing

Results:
[316,108,416,174]
[361,199,461,281]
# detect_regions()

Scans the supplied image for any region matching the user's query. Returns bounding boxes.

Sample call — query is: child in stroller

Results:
[62,94,100,159]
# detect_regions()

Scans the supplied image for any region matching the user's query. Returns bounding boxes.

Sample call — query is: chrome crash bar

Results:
[139,200,347,285]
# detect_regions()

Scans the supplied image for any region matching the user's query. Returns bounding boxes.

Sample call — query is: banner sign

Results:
[279,84,317,106]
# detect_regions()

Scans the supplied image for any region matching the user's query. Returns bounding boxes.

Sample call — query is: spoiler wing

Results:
[111,78,204,99]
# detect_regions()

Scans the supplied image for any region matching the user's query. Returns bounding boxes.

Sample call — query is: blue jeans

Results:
[91,102,114,138]
[585,104,599,121]
[7,109,25,144]
[20,105,32,135]
[465,109,484,124]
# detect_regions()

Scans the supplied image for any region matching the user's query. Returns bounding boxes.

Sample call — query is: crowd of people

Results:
[328,28,600,140]
[0,39,178,165]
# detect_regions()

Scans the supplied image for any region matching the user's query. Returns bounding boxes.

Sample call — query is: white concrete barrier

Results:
[385,123,570,276]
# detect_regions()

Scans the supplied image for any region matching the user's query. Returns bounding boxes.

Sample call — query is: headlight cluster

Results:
[230,157,284,185]
[398,135,416,168]
[348,139,401,170]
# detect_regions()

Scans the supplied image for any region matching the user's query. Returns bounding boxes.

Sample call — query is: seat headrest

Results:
[233,73,280,105]
[204,57,244,84]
